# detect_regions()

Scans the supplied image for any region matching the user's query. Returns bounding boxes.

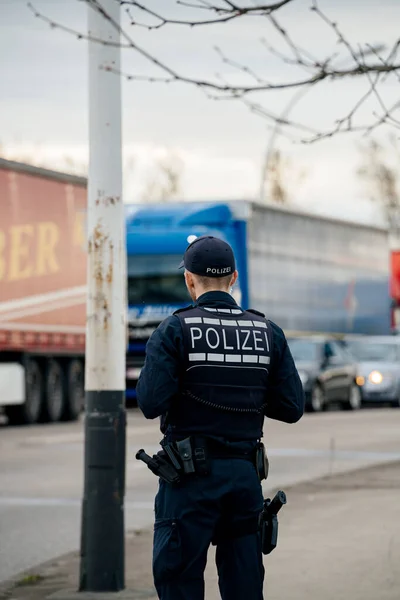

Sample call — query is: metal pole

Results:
[80,0,126,592]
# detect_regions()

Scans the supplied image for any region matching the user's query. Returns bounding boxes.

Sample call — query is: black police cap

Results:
[179,235,236,278]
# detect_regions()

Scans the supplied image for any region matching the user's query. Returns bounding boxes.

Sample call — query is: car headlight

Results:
[368,370,383,384]
[298,370,309,386]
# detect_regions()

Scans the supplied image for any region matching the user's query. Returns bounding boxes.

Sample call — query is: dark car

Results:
[287,336,361,412]
[342,336,400,407]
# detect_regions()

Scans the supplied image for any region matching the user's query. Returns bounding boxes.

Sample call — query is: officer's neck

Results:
[195,288,230,301]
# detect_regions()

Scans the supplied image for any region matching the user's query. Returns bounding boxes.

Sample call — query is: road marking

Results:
[268,448,400,460]
[0,425,160,448]
[0,497,154,509]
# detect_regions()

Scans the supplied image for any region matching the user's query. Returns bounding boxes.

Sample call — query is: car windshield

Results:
[288,339,319,362]
[345,341,399,362]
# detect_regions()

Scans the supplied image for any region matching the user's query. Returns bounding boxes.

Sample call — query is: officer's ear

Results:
[230,270,238,288]
[184,270,194,289]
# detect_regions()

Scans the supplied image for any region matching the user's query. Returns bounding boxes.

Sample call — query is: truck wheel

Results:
[5,359,43,425]
[41,360,65,422]
[63,359,84,421]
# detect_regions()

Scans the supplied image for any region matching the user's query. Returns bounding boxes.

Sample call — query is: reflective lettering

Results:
[206,267,231,274]
[187,321,270,356]
[241,329,252,351]
[190,327,202,348]
[221,319,237,326]
[226,354,241,363]
[252,330,264,351]
[264,331,270,352]
[206,328,220,349]
[222,329,234,350]
[203,317,220,325]
[189,352,205,361]
[243,355,258,363]
[207,353,224,362]
[235,329,240,350]
[259,356,270,365]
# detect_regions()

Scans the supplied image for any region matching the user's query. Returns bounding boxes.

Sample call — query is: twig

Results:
[214,46,269,85]
[121,0,295,28]
[28,0,400,141]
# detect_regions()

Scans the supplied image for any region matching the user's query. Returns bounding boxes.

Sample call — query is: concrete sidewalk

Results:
[1,461,399,600]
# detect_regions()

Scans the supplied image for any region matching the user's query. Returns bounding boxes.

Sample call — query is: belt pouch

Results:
[256,442,269,481]
[192,436,210,476]
[175,437,195,474]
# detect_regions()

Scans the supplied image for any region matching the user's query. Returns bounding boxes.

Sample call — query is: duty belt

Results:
[204,438,256,461]
[136,435,268,482]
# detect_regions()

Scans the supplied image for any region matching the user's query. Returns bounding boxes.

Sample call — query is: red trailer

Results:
[390,250,400,331]
[0,158,87,424]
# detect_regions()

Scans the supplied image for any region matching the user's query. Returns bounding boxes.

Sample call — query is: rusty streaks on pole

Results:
[87,218,113,333]
[106,239,114,284]
[95,193,121,206]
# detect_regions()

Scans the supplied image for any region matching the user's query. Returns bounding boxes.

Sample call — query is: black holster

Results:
[135,448,181,484]
[255,442,269,481]
[259,491,287,555]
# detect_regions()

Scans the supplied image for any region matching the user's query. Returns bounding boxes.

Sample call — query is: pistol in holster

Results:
[136,436,210,483]
[135,447,181,484]
[259,490,287,555]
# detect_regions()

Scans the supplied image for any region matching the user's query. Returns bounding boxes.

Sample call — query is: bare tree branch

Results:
[365,41,400,84]
[30,2,400,92]
[213,46,269,85]
[29,0,400,141]
[241,95,319,134]
[122,0,295,29]
[267,13,317,69]
[27,1,132,48]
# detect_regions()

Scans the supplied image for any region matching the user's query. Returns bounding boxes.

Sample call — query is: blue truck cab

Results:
[124,202,248,399]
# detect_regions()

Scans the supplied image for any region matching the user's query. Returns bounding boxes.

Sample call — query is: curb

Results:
[1,460,399,598]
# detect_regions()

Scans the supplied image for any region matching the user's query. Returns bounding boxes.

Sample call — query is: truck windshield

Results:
[127,254,189,305]
[128,274,189,305]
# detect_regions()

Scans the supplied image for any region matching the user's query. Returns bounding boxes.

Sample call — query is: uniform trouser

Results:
[152,457,265,600]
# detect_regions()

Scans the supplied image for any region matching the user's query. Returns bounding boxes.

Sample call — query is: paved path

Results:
[1,461,399,600]
[1,407,400,583]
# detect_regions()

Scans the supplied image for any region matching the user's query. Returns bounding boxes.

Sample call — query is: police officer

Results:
[136,235,304,600]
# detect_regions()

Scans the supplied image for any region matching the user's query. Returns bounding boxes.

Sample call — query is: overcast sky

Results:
[1,0,400,225]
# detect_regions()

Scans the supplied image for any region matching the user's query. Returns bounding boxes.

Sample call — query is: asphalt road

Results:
[1,407,400,583]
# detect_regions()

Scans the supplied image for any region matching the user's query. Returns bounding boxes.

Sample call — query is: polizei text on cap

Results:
[206,267,232,274]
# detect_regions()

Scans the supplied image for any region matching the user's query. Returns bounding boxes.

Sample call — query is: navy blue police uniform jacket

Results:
[136,291,304,446]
